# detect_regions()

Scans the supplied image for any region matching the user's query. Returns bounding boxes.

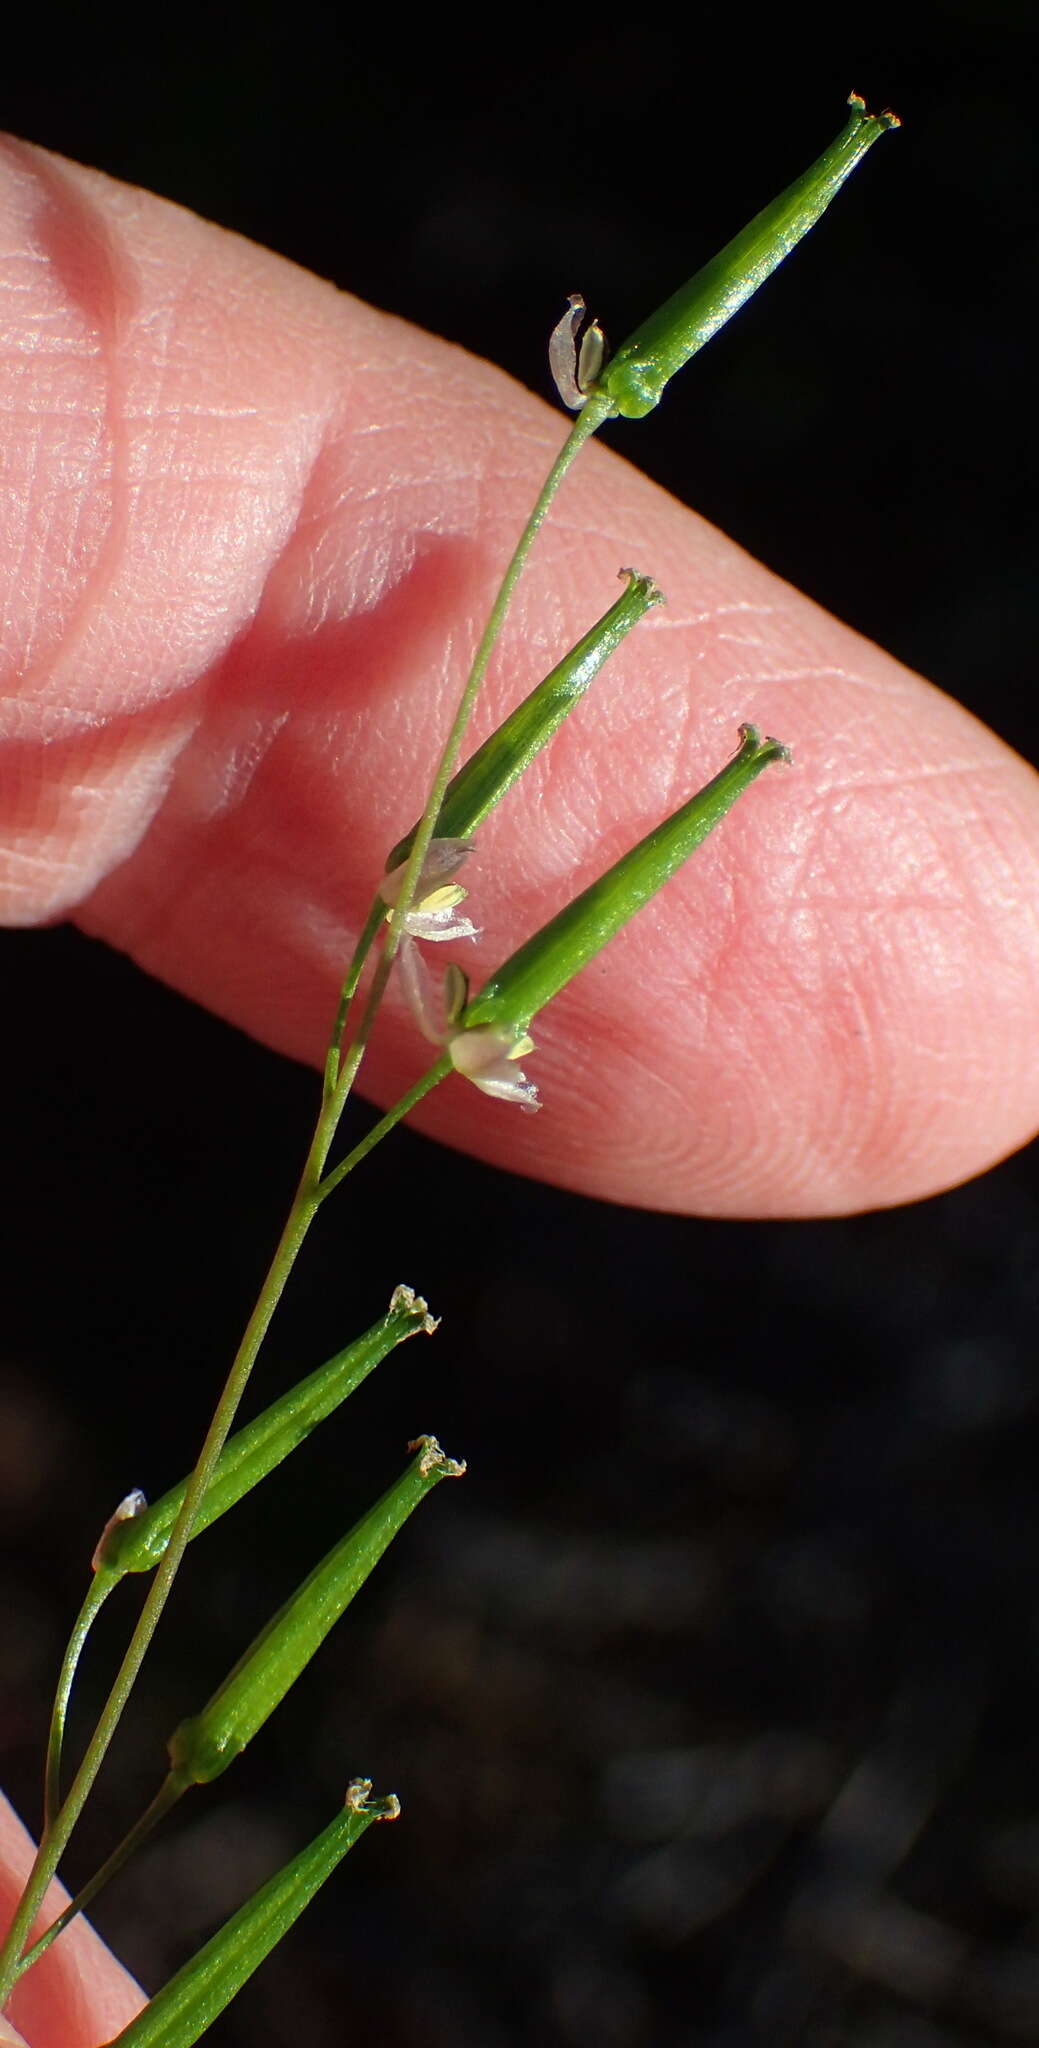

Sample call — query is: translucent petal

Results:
[448,1024,509,1079]
[449,1025,541,1112]
[470,1061,541,1112]
[398,937,451,1045]
[379,838,474,908]
[548,292,587,409]
[403,904,481,942]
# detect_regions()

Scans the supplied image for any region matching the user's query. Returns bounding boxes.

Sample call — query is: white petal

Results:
[471,1061,541,1112]
[404,905,481,943]
[449,1025,505,1079]
[449,1025,541,1112]
[417,838,475,881]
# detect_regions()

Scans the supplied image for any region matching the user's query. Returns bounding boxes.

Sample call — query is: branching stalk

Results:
[1,98,898,2027]
[324,398,610,1113]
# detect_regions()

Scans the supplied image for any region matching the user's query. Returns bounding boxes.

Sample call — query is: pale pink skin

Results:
[0,1796,143,2043]
[1,137,1038,2040]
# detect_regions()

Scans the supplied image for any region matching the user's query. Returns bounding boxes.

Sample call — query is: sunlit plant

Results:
[0,93,898,2046]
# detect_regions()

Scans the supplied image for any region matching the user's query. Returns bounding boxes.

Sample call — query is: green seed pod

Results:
[385,568,663,871]
[104,1783,399,2048]
[96,1288,435,1578]
[597,95,899,420]
[459,724,789,1045]
[167,1438,464,1786]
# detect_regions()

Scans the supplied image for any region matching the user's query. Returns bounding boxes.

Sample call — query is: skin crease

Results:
[0,138,1037,2040]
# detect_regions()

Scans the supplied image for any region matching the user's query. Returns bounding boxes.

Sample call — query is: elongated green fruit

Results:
[385,567,663,870]
[105,1783,398,2048]
[596,95,899,420]
[167,1438,464,1785]
[462,725,788,1039]
[96,1289,435,1578]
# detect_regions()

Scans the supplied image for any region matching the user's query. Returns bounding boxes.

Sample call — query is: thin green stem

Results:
[0,1042,451,1999]
[16,1775,185,1977]
[1,397,607,2009]
[0,1148,322,2003]
[42,1573,116,1834]
[326,398,611,1129]
[372,403,609,972]
[317,1055,452,1203]
[383,399,610,966]
[322,897,385,1101]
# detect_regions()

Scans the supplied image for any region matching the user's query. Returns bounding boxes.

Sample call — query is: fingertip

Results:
[0,1796,144,2048]
[2,145,1037,1216]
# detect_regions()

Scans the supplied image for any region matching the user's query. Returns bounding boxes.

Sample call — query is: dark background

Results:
[3,9,1038,2045]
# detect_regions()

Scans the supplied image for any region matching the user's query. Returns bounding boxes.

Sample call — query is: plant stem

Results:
[16,1777,185,1977]
[0,1042,452,2001]
[0,397,606,2007]
[42,1575,115,1833]
[382,398,610,958]
[322,898,384,1100]
[326,397,611,1117]
[0,1151,320,2003]
[317,1055,452,1203]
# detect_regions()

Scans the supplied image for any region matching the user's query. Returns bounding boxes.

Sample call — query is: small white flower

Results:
[398,937,540,1113]
[449,1021,540,1112]
[379,838,480,942]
